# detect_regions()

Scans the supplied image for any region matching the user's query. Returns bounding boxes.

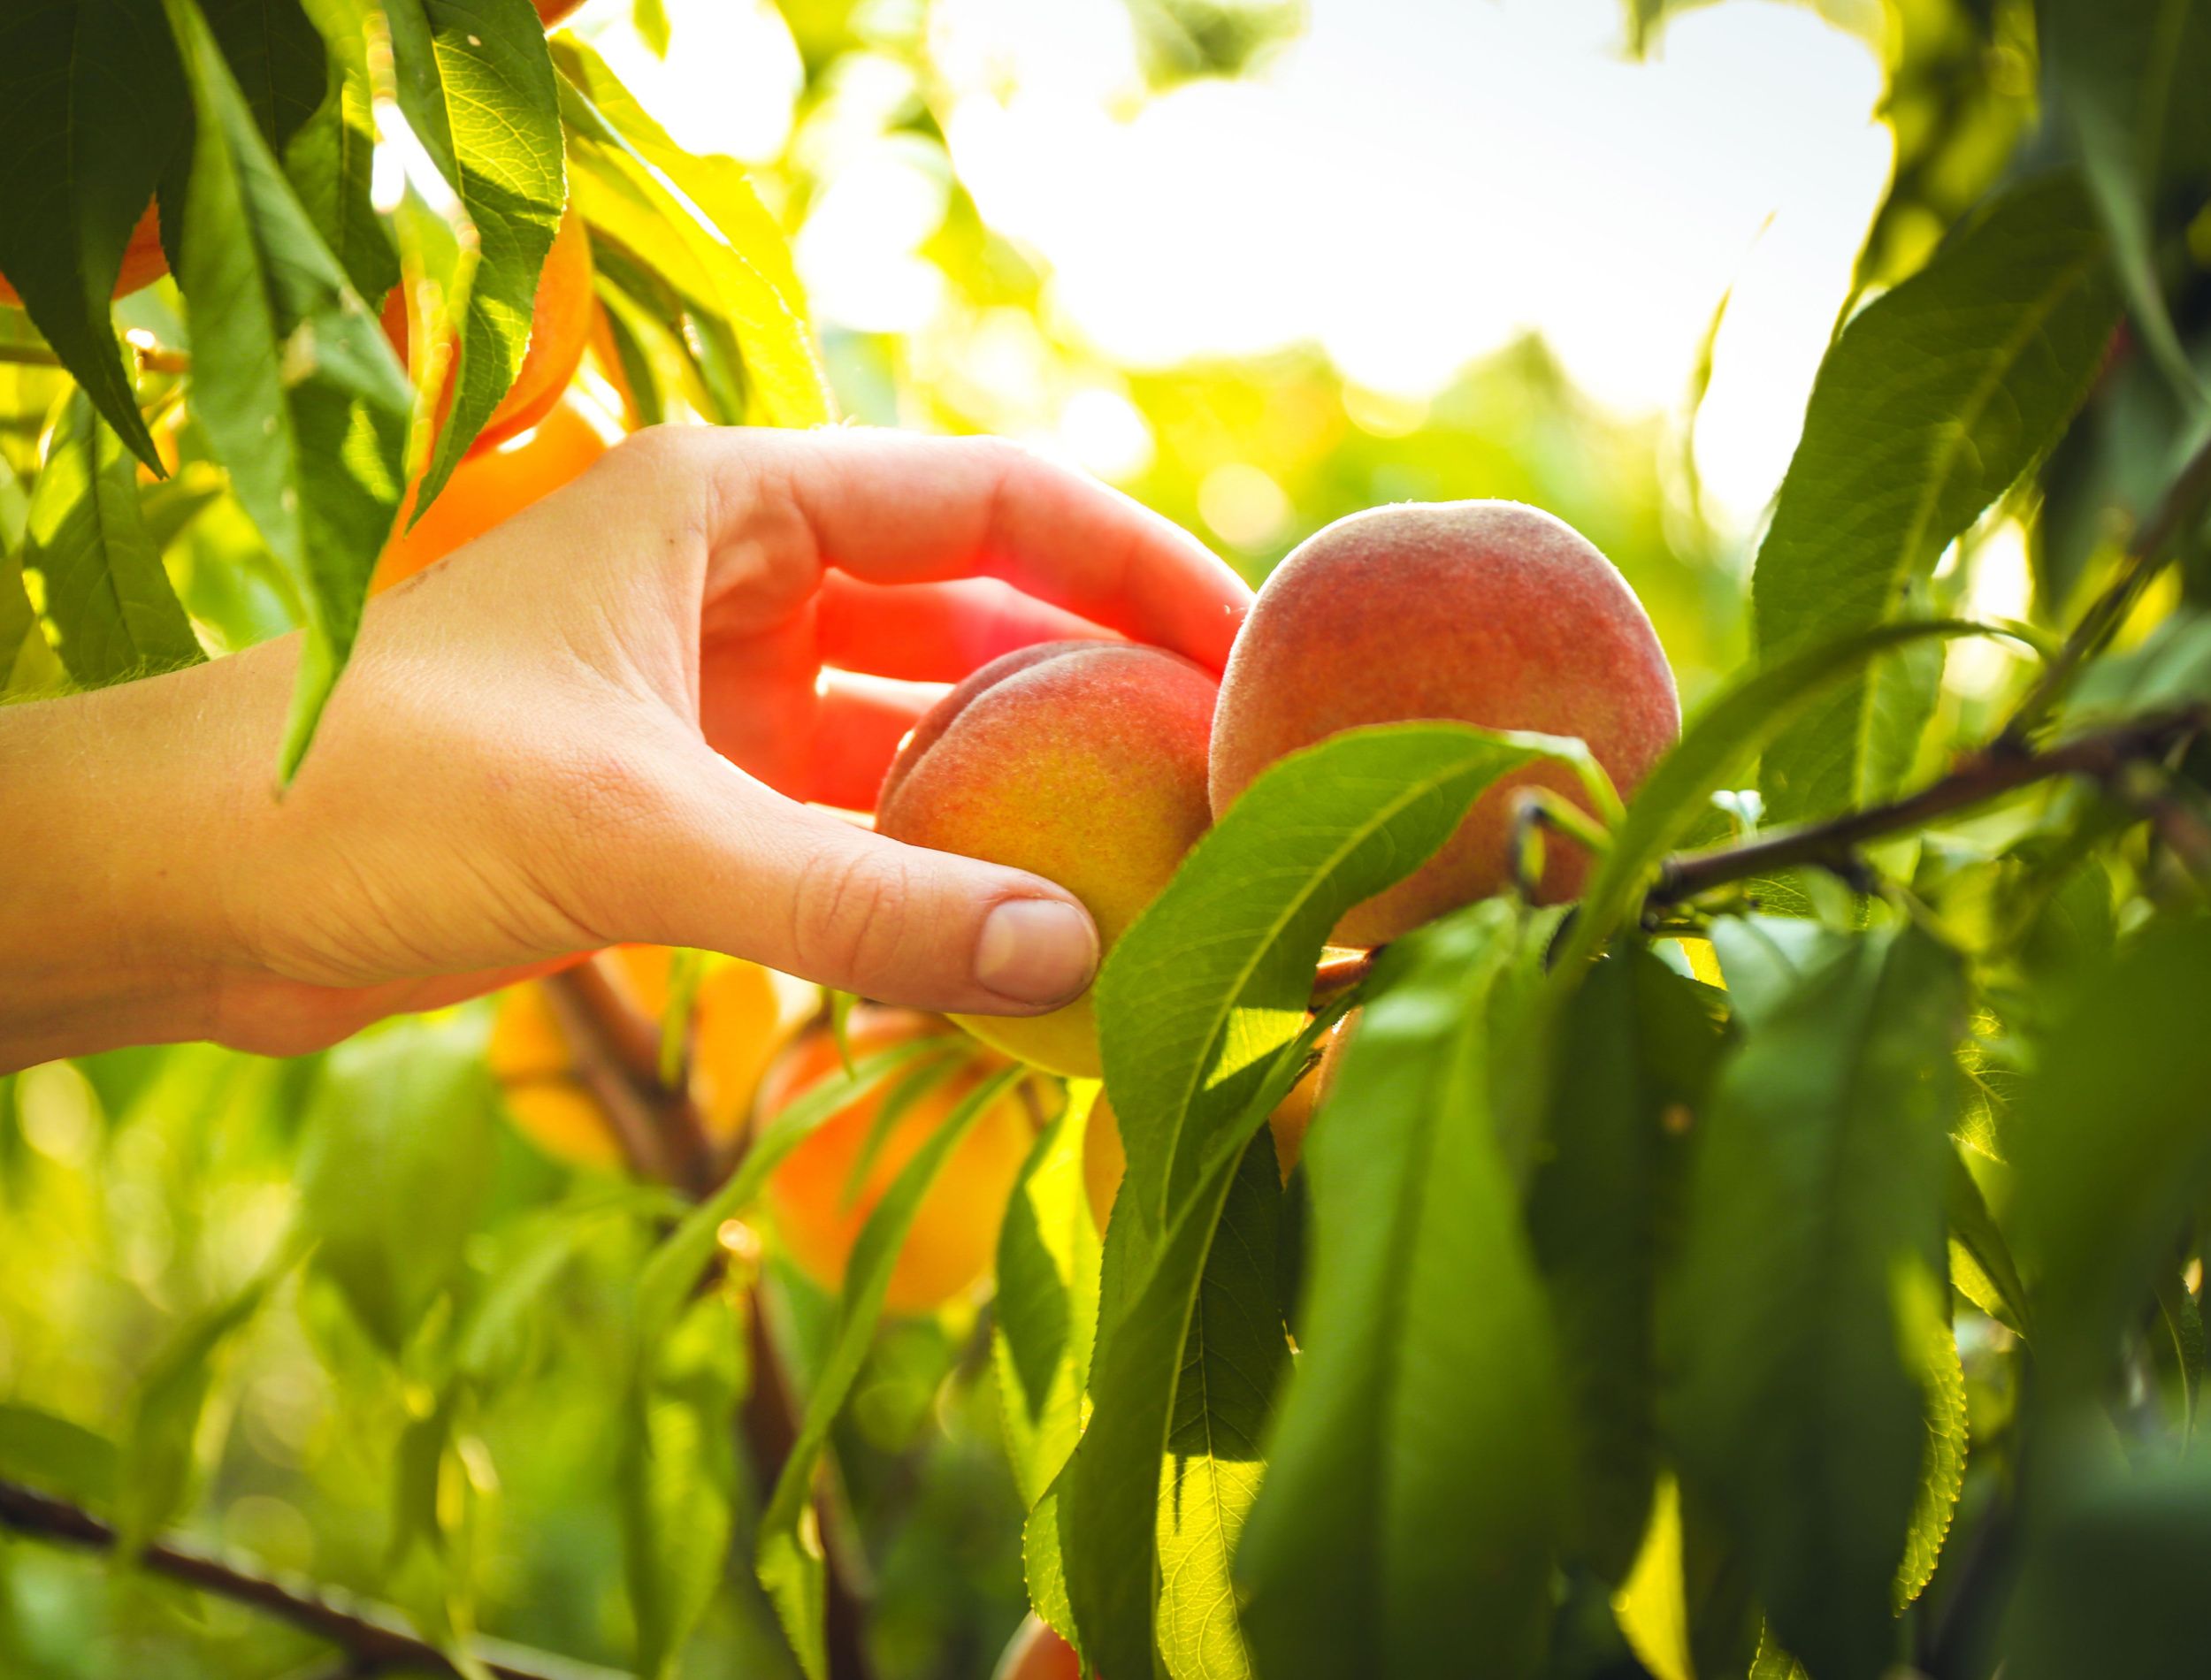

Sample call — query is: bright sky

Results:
[586,0,1896,533]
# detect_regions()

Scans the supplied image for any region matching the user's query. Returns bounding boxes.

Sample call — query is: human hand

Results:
[0,428,1251,1066]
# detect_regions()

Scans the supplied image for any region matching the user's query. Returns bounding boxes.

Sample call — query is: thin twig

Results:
[0,1479,626,1680]
[2001,425,2211,748]
[1651,709,2203,906]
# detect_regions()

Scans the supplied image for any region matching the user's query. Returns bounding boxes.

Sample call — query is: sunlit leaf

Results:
[20,388,203,684]
[290,0,399,302]
[0,1404,119,1508]
[1754,172,2118,821]
[1238,903,1568,1680]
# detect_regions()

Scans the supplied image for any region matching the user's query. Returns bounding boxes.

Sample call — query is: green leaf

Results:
[203,0,327,150]
[1062,1023,1322,1680]
[160,0,409,775]
[1238,903,1569,1680]
[117,1249,294,1553]
[1527,945,1724,1584]
[0,1405,119,1508]
[2044,0,2211,404]
[622,1292,741,1680]
[21,388,203,684]
[1557,619,2004,977]
[299,1012,498,1357]
[1894,1277,1967,1611]
[0,0,182,468]
[993,1087,1103,1511]
[756,1065,1029,1680]
[1612,1474,1762,1680]
[1947,1146,2033,1339]
[1661,924,1966,1680]
[2011,917,2211,1402]
[1154,1132,1290,1680]
[1101,721,1595,1248]
[386,0,565,512]
[289,0,399,302]
[1,550,69,697]
[2004,1453,2211,1680]
[554,41,834,428]
[1753,172,2119,821]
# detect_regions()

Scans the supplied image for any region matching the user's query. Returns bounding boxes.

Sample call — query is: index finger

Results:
[707,429,1253,673]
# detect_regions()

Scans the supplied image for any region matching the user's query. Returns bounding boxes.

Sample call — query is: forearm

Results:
[0,648,277,1070]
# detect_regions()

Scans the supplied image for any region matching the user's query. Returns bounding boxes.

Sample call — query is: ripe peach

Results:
[875,642,1217,1078]
[1081,1018,1347,1233]
[1209,501,1679,947]
[756,1006,1042,1314]
[489,945,805,1171]
[993,1615,1084,1680]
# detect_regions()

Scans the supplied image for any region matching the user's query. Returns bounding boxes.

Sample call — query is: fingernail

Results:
[975,898,1098,1006]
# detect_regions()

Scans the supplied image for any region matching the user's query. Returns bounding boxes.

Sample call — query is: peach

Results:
[876,641,1218,1078]
[755,1006,1042,1314]
[993,1615,1084,1680]
[1209,501,1679,946]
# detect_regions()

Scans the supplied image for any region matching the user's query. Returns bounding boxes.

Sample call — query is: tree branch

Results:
[1650,708,2203,907]
[0,1479,627,1680]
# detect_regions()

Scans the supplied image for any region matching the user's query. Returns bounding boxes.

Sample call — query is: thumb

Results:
[613,745,1099,1015]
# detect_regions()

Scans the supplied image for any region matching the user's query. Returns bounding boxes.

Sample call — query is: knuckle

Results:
[789,844,914,987]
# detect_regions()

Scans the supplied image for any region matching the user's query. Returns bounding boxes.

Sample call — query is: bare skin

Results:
[0,426,1251,1071]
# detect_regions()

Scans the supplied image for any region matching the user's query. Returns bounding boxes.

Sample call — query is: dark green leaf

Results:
[1661,925,1966,1680]
[757,1066,1029,1680]
[298,1012,498,1357]
[21,389,203,684]
[203,0,326,150]
[2011,916,2211,1401]
[386,0,565,511]
[1238,903,1568,1680]
[0,0,185,467]
[288,0,399,302]
[1527,945,1723,1584]
[160,0,409,775]
[1754,172,2119,821]
[2043,0,2211,402]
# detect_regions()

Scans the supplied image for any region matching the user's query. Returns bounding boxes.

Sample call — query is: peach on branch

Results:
[875,641,1218,1078]
[1209,501,1679,946]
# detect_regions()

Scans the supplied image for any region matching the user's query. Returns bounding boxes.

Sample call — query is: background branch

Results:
[0,1479,626,1680]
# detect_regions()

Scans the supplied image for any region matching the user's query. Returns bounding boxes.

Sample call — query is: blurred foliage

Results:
[9,0,2211,1676]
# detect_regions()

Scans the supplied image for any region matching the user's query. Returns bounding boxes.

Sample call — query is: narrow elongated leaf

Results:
[555,42,833,428]
[1238,903,1568,1680]
[1527,946,1723,1584]
[1102,722,1595,1246]
[1557,619,2003,977]
[757,1066,1029,1680]
[0,0,181,467]
[203,0,327,150]
[994,1088,1102,1510]
[21,390,202,684]
[623,1291,741,1680]
[289,0,398,302]
[1895,1276,1967,1610]
[298,1012,498,1356]
[1612,1475,1762,1680]
[1754,172,2118,821]
[1155,1134,1289,1680]
[2011,918,2211,1401]
[0,1405,119,1508]
[2044,0,2211,401]
[386,0,565,511]
[1661,925,1966,1680]
[1947,1147,2032,1339]
[160,0,409,774]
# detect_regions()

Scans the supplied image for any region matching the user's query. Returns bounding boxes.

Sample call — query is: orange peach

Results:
[876,641,1217,1078]
[993,1615,1084,1680]
[756,1006,1043,1314]
[1209,501,1679,946]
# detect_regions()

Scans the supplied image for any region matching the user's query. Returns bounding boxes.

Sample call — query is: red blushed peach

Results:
[876,641,1218,1078]
[1209,501,1679,946]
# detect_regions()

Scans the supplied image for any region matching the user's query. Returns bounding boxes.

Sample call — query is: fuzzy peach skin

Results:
[1208,501,1679,946]
[755,1005,1039,1313]
[875,641,1218,1079]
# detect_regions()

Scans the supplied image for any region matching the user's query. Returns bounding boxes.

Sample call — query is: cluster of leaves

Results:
[11,2,2211,1679]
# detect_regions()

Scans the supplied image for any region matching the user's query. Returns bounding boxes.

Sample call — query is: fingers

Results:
[703,428,1252,673]
[808,672,944,812]
[614,743,1099,1016]
[815,573,1120,682]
